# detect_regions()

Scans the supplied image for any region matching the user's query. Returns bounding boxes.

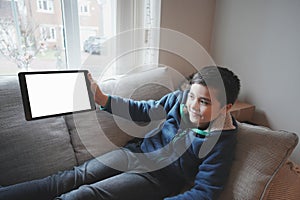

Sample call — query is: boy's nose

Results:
[191,100,200,110]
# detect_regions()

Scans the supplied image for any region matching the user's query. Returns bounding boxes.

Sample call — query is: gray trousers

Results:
[0,148,179,200]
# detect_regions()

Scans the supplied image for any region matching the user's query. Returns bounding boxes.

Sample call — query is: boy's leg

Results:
[0,149,129,200]
[56,172,165,200]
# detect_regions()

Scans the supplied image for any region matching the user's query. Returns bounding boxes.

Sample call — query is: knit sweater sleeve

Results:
[165,132,237,200]
[101,91,181,122]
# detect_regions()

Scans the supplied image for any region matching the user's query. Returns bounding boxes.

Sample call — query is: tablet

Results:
[18,70,96,121]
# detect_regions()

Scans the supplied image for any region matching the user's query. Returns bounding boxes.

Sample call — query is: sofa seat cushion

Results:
[0,76,77,186]
[220,122,298,200]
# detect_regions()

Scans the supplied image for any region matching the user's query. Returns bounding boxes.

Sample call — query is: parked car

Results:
[83,36,106,55]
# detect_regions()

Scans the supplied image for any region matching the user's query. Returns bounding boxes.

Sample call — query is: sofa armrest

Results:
[264,160,300,200]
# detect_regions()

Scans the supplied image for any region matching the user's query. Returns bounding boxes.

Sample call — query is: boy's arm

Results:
[88,72,180,122]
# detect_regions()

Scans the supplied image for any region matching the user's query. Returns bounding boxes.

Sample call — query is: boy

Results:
[0,66,240,200]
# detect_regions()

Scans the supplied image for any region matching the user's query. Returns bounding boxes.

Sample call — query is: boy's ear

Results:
[225,103,233,111]
[221,103,233,115]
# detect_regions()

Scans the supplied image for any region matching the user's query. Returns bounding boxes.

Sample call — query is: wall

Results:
[159,0,216,78]
[211,0,300,163]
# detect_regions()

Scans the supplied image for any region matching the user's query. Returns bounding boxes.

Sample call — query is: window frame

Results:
[61,0,81,69]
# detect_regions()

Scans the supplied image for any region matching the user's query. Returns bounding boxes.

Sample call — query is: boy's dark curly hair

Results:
[190,66,240,106]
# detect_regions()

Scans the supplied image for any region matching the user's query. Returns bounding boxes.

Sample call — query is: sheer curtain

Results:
[78,0,162,78]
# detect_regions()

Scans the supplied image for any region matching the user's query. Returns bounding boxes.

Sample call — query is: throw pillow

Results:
[219,122,298,200]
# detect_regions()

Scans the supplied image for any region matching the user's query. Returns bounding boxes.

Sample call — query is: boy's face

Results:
[186,84,226,129]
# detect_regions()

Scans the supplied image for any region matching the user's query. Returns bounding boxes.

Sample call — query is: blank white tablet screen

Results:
[25,72,91,118]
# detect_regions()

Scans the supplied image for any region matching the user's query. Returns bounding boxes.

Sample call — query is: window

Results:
[37,0,54,13]
[79,3,90,15]
[0,0,161,75]
[40,26,57,41]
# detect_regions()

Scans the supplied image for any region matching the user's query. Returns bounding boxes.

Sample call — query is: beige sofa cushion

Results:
[220,122,298,200]
[99,66,177,99]
[65,111,133,165]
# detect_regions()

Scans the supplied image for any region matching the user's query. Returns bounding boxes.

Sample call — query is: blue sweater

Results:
[103,90,237,200]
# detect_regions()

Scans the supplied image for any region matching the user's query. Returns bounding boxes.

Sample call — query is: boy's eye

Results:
[200,99,210,105]
[188,93,194,100]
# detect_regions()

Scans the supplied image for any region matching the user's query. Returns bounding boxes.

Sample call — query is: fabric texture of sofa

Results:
[0,67,299,199]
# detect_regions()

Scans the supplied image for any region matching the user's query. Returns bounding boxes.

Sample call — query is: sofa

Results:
[0,67,299,199]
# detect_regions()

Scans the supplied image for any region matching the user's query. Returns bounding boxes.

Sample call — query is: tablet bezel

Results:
[18,70,96,121]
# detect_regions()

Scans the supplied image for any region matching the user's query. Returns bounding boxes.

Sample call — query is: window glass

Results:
[0,0,66,74]
[78,0,117,77]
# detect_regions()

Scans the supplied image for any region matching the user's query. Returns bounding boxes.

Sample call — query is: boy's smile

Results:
[186,84,226,129]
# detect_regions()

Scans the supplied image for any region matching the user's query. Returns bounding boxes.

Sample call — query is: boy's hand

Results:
[87,73,109,107]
